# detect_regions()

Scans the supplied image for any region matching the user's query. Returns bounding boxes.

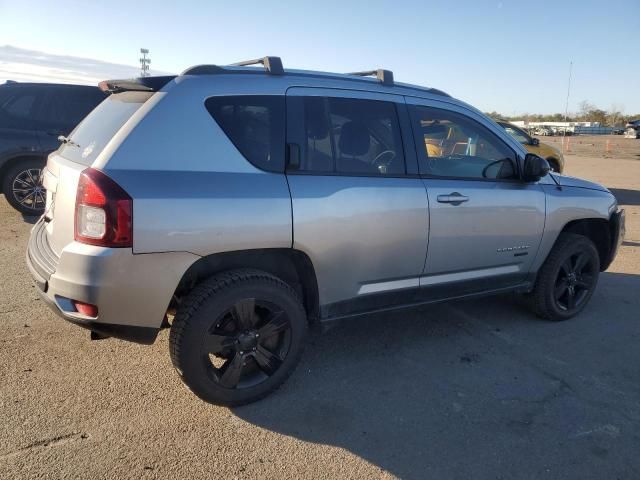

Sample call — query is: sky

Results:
[1,0,639,115]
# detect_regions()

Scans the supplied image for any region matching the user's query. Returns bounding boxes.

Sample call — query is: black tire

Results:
[169,269,308,406]
[2,159,46,215]
[529,233,600,320]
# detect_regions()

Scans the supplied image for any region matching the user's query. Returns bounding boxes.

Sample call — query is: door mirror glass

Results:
[523,153,550,182]
[531,138,540,146]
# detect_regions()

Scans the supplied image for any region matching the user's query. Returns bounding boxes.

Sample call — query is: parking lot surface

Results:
[1,150,639,479]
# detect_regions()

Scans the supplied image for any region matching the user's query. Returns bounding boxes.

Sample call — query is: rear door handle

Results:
[437,192,469,205]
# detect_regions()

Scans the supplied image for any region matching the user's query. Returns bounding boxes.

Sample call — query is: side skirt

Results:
[319,282,532,328]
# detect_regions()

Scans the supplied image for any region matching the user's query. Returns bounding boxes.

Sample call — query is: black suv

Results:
[0,82,106,214]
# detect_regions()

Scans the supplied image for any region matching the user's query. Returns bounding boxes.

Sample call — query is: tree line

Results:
[486,101,638,127]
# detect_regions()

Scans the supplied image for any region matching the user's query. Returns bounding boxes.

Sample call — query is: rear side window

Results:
[296,96,405,176]
[0,87,40,129]
[40,87,106,132]
[205,95,285,172]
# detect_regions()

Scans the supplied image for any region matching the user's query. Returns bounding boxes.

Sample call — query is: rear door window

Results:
[295,96,406,176]
[205,95,285,172]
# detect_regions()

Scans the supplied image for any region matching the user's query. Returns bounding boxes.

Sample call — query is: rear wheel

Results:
[169,270,307,406]
[2,159,46,215]
[529,233,600,320]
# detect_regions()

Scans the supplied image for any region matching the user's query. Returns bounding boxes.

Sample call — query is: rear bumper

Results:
[26,219,198,344]
[602,209,625,271]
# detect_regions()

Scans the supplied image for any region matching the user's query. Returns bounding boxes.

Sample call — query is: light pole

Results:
[140,48,151,77]
[562,61,573,152]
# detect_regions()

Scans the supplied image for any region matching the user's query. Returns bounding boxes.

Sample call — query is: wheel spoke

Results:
[258,310,287,340]
[554,280,568,299]
[232,298,255,330]
[204,333,236,354]
[576,275,593,290]
[566,287,576,309]
[219,353,244,388]
[254,345,282,376]
[560,259,572,276]
[573,252,589,273]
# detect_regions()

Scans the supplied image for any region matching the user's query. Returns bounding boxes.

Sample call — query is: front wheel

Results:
[528,233,600,320]
[169,270,308,406]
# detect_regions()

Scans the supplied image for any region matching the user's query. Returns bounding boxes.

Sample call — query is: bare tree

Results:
[607,104,625,127]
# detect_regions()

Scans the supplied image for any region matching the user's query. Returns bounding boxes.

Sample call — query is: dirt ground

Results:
[0,148,639,479]
[536,134,640,160]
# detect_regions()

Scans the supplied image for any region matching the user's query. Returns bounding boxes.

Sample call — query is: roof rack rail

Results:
[230,56,284,75]
[348,69,394,86]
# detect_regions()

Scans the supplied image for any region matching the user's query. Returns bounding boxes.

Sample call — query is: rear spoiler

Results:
[98,75,176,93]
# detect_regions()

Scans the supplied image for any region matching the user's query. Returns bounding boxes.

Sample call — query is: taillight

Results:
[75,168,132,247]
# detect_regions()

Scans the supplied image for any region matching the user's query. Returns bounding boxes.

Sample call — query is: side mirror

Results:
[531,138,540,146]
[522,153,550,182]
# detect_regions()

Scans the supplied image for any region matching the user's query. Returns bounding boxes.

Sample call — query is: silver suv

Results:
[26,57,625,405]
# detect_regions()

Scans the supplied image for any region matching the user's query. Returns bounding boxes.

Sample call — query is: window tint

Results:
[206,95,285,172]
[410,106,516,180]
[299,97,405,176]
[0,88,39,129]
[40,88,106,131]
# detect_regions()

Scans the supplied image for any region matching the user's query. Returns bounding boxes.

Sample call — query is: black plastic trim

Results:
[602,209,625,271]
[321,277,530,323]
[98,76,176,93]
[66,318,160,345]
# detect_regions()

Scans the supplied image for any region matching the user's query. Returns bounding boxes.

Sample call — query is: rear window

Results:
[205,95,285,172]
[60,91,153,166]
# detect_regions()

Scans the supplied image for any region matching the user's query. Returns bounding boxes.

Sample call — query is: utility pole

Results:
[562,60,573,152]
[139,48,151,77]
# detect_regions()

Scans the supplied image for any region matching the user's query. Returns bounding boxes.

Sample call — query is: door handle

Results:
[437,192,469,205]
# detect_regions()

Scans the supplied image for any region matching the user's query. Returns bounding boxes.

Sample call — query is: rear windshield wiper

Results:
[58,135,80,148]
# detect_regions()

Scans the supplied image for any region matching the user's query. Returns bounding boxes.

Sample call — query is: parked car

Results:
[496,121,565,172]
[0,81,106,214]
[27,58,625,406]
[612,127,625,135]
[624,127,639,139]
[533,126,553,136]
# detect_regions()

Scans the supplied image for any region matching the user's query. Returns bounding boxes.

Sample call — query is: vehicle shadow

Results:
[233,272,640,479]
[610,188,640,206]
[21,214,39,224]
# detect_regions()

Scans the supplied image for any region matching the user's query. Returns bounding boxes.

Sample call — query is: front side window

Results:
[299,96,405,176]
[206,95,285,172]
[410,106,516,180]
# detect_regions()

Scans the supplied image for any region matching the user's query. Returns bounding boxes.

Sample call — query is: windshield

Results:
[499,122,531,144]
[59,91,153,166]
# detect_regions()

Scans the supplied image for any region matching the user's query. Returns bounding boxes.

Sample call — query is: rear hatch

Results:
[43,88,158,256]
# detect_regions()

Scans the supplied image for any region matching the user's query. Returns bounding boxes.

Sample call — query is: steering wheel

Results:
[373,150,396,173]
[482,159,509,179]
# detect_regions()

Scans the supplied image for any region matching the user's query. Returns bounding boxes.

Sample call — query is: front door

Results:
[407,101,546,293]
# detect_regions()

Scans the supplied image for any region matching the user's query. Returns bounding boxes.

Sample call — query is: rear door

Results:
[286,88,429,317]
[407,99,546,293]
